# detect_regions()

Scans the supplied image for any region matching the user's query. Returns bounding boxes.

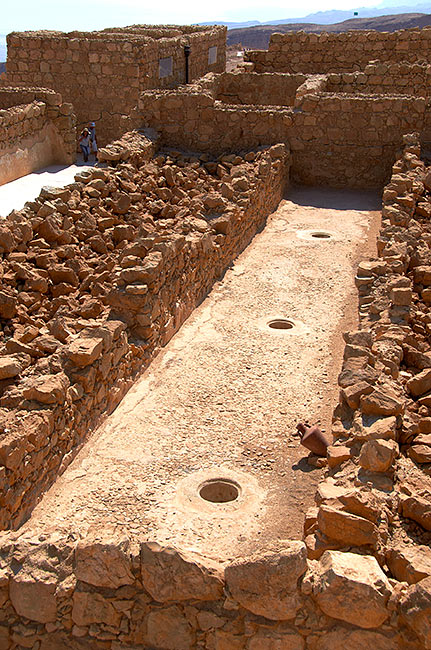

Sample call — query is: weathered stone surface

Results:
[358,439,398,472]
[341,381,373,409]
[140,542,223,602]
[359,416,397,441]
[407,369,431,397]
[225,542,307,620]
[143,606,195,650]
[315,628,398,650]
[312,551,392,628]
[10,572,57,623]
[402,495,431,530]
[75,536,134,588]
[317,505,379,546]
[399,575,431,649]
[387,544,431,584]
[0,356,23,380]
[67,337,104,367]
[360,387,404,416]
[72,591,122,626]
[248,628,305,650]
[408,444,431,464]
[0,291,16,319]
[327,445,350,468]
[22,372,70,404]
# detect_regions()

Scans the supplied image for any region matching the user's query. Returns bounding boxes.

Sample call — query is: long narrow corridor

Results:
[19,187,381,563]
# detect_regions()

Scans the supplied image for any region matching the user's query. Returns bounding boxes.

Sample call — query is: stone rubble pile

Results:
[0,131,289,531]
[303,132,431,649]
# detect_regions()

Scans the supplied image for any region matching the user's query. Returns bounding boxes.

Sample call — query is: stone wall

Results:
[244,27,431,74]
[139,74,430,188]
[325,62,431,97]
[0,86,76,185]
[0,131,289,531]
[5,25,226,147]
[209,71,307,106]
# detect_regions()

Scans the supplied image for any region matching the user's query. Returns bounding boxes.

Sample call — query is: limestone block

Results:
[143,606,195,650]
[341,381,373,409]
[140,541,223,602]
[327,445,350,468]
[74,536,134,588]
[402,495,431,531]
[399,576,431,649]
[0,291,17,319]
[312,551,392,628]
[0,356,24,380]
[359,416,397,442]
[315,628,398,650]
[67,337,104,367]
[248,628,305,650]
[72,591,122,627]
[387,544,431,584]
[22,372,69,404]
[225,542,307,620]
[317,505,379,547]
[10,571,57,623]
[408,444,431,464]
[358,439,398,472]
[360,387,405,416]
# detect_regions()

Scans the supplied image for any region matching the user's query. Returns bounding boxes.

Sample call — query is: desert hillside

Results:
[228,12,431,48]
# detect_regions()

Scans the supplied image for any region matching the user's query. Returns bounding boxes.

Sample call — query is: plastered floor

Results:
[0,160,93,218]
[18,187,381,564]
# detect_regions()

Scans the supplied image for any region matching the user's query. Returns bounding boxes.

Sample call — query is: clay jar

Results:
[297,422,329,457]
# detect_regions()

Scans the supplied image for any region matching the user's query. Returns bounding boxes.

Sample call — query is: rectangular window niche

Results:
[208,46,218,65]
[159,56,173,79]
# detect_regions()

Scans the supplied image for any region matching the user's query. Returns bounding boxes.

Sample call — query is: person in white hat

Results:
[88,122,98,161]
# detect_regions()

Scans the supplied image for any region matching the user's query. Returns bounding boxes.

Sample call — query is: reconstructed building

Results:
[5,25,226,145]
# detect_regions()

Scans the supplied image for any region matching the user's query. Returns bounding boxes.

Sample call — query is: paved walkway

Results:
[0,160,93,217]
[20,187,381,563]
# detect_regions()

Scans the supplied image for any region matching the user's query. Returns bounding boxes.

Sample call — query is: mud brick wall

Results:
[5,26,225,147]
[0,86,76,185]
[0,133,289,531]
[245,27,431,74]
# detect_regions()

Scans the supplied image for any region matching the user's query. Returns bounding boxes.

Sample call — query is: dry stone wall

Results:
[325,62,431,97]
[139,73,430,188]
[0,86,76,185]
[5,26,226,147]
[209,71,307,106]
[245,27,431,74]
[0,131,289,531]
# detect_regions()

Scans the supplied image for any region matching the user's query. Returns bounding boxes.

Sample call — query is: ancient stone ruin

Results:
[0,23,431,650]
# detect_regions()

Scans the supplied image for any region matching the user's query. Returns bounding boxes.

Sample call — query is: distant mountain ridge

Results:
[227,12,431,48]
[200,0,431,28]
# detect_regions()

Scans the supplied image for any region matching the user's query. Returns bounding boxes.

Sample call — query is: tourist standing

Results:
[88,121,98,161]
[79,128,91,162]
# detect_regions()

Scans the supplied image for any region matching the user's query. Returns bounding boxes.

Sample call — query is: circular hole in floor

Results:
[199,479,240,504]
[311,231,331,239]
[267,319,294,330]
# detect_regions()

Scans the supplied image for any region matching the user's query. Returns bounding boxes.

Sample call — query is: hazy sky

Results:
[3,0,381,33]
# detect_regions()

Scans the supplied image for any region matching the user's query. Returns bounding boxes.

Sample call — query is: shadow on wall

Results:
[288,185,382,211]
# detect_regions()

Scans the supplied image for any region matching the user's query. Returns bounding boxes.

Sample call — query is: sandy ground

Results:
[0,159,93,218]
[19,187,381,564]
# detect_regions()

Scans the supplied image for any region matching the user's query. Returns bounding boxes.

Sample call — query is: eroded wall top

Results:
[245,27,431,73]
